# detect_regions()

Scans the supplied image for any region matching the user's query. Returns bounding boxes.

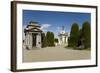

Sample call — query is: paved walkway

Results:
[22,45,91,62]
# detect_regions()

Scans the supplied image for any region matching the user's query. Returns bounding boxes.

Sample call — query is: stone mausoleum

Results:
[24,21,42,49]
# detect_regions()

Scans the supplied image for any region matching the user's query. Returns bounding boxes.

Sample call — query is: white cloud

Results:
[40,24,51,30]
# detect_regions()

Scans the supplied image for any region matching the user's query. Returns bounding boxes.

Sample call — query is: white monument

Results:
[58,26,68,46]
[24,21,42,49]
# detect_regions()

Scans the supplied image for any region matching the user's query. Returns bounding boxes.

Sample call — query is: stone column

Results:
[25,32,29,49]
[27,33,33,49]
[29,33,32,49]
[27,33,30,49]
[36,33,41,48]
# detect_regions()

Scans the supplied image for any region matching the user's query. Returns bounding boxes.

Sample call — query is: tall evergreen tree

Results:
[82,21,91,49]
[41,33,47,48]
[46,31,55,46]
[68,23,79,47]
[50,32,55,46]
[46,31,51,46]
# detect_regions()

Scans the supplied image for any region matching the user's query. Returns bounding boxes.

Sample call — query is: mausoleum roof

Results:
[24,21,42,33]
[27,21,41,28]
[24,27,42,32]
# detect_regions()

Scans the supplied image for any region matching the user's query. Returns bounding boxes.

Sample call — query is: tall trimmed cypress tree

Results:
[68,23,79,47]
[50,32,55,46]
[41,33,47,48]
[82,21,91,49]
[46,31,51,46]
[46,31,55,46]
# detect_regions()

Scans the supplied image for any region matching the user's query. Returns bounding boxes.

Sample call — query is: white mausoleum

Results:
[58,26,68,46]
[24,21,42,49]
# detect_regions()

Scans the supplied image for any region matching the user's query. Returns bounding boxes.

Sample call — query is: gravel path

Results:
[22,45,91,62]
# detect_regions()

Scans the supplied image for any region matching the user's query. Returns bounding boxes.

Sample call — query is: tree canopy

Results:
[41,33,47,48]
[46,31,55,46]
[81,21,91,48]
[41,31,55,47]
[68,23,79,47]
[68,21,91,49]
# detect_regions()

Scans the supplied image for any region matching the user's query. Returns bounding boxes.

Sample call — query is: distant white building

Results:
[58,26,68,46]
[24,21,42,49]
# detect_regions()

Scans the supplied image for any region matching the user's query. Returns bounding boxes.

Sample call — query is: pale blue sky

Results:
[23,10,91,38]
